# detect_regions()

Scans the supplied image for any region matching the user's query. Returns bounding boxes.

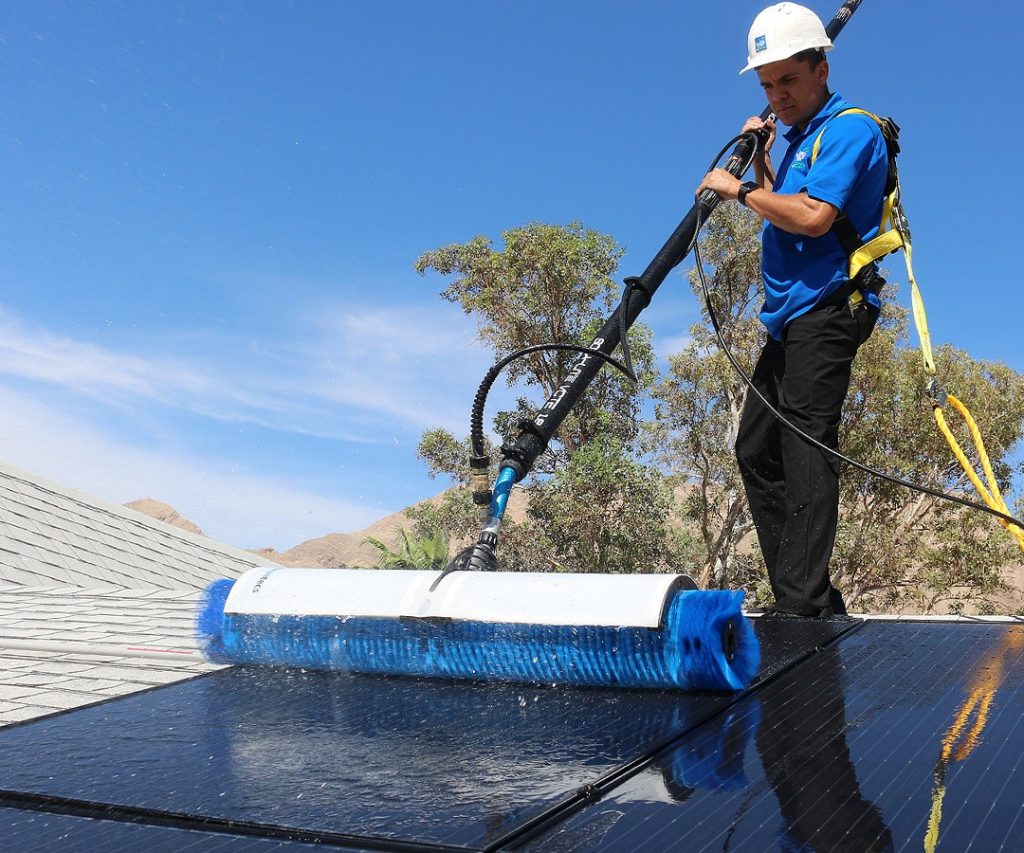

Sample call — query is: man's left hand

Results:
[697,168,742,201]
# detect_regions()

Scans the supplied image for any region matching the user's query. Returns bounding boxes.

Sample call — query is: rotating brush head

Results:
[666,589,760,691]
[194,570,761,692]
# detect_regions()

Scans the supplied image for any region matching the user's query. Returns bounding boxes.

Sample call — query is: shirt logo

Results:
[754,35,767,53]
[794,150,807,162]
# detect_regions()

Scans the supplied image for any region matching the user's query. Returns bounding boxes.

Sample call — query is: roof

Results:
[0,460,278,727]
[0,460,275,591]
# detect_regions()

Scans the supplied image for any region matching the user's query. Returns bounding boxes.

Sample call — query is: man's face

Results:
[755,56,829,129]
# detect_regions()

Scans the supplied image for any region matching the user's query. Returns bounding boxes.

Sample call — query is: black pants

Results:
[735,300,877,616]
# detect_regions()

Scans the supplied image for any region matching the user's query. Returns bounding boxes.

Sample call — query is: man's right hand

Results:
[742,116,776,154]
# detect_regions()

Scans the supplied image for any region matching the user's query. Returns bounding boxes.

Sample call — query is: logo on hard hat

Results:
[754,35,767,53]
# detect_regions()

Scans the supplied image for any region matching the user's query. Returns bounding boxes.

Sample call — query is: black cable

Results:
[470,343,636,458]
[691,195,1024,534]
[467,131,765,467]
[617,280,642,381]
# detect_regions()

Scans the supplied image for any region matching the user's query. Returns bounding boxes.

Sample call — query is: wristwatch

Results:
[737,181,760,207]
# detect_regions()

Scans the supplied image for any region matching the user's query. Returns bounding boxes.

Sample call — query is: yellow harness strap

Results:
[812,109,1024,553]
[811,108,905,280]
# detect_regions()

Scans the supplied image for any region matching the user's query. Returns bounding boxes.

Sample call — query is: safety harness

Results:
[811,108,901,313]
[812,109,1024,553]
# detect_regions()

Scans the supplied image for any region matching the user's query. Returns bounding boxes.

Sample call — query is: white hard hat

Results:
[740,3,833,74]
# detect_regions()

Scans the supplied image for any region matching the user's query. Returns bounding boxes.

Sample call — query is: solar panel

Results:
[0,618,856,849]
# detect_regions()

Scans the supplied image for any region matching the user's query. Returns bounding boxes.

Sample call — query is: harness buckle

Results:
[926,378,948,408]
[891,197,912,243]
[846,287,864,318]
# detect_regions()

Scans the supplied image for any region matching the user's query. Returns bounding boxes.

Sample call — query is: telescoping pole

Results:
[461,1,866,572]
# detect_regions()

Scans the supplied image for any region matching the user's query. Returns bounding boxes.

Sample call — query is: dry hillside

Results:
[126,491,463,569]
[124,498,205,537]
[253,489,533,567]
[253,506,417,568]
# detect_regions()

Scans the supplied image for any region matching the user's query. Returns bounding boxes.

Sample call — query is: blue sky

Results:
[0,1,1020,549]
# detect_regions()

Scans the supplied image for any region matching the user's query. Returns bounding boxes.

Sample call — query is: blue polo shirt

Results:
[759,92,889,339]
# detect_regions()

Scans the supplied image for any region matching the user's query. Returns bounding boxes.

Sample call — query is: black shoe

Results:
[828,587,848,616]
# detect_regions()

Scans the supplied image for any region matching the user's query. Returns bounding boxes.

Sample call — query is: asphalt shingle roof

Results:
[0,460,280,726]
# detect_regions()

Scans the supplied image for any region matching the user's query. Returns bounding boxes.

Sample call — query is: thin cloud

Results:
[655,333,694,364]
[0,297,545,550]
[0,301,492,441]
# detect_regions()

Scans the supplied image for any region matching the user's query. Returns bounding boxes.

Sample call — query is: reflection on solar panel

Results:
[524,621,1024,852]
[0,619,1021,851]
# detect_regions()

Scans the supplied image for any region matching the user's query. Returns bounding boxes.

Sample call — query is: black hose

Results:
[469,343,635,459]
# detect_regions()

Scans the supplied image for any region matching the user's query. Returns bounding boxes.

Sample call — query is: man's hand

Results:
[696,168,742,201]
[697,115,781,201]
[742,116,776,154]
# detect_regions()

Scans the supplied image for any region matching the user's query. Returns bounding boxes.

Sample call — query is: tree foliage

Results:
[415,221,654,467]
[502,435,680,575]
[835,323,1024,612]
[646,204,765,588]
[364,528,450,570]
[413,221,675,573]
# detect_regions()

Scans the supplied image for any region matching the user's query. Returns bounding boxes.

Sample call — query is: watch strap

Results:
[738,181,760,207]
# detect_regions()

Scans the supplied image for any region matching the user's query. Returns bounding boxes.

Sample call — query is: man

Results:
[696,3,889,617]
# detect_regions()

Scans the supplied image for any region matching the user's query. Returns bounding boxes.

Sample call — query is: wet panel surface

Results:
[0,618,847,849]
[526,621,1024,852]
[0,805,333,852]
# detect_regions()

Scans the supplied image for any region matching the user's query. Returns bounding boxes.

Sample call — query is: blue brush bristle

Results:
[196,578,236,664]
[664,589,760,690]
[197,579,761,692]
